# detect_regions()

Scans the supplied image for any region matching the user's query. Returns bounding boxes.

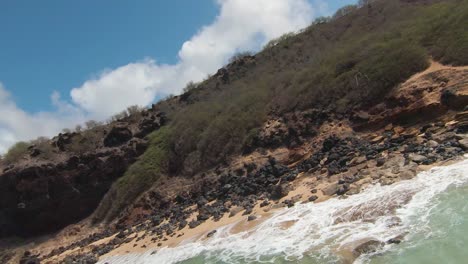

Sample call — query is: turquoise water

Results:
[369,184,468,264]
[101,158,468,264]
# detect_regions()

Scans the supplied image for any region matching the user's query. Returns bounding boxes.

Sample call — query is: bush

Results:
[263,32,296,50]
[68,128,104,154]
[418,2,468,65]
[183,81,199,93]
[126,105,143,116]
[4,142,29,164]
[169,79,270,175]
[229,51,253,64]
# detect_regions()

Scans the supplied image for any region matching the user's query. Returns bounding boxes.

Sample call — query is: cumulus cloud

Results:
[0,83,87,153]
[70,0,317,118]
[1,0,328,153]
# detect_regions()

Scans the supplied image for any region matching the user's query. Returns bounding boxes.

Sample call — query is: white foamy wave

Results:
[101,157,468,264]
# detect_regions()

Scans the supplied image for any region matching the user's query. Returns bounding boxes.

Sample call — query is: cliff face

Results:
[0,109,165,237]
[113,62,468,232]
[354,63,468,129]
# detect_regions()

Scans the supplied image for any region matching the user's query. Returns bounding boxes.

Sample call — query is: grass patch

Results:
[94,126,171,222]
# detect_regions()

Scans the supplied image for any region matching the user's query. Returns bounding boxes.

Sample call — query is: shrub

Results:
[169,79,270,175]
[126,105,143,116]
[183,81,199,93]
[68,128,104,154]
[263,32,296,50]
[4,142,29,164]
[229,51,253,64]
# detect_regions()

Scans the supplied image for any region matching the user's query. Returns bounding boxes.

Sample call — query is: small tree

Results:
[75,124,83,133]
[263,32,295,50]
[126,105,142,116]
[183,81,198,93]
[228,51,253,64]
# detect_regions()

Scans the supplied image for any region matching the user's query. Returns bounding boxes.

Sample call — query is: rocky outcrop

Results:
[353,66,468,130]
[441,87,468,110]
[244,110,328,152]
[0,143,145,237]
[103,124,133,147]
[0,110,166,237]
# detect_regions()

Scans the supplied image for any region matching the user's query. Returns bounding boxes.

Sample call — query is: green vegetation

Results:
[66,127,105,154]
[183,81,199,93]
[170,79,270,174]
[263,32,296,50]
[94,126,171,222]
[417,1,468,65]
[3,142,29,164]
[162,0,467,176]
[228,51,253,63]
[5,0,467,222]
[3,138,57,164]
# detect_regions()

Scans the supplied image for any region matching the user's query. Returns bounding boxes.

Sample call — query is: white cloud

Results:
[0,83,87,154]
[0,0,327,153]
[70,0,317,118]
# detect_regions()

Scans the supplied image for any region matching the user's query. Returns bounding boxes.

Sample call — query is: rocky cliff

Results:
[0,109,165,237]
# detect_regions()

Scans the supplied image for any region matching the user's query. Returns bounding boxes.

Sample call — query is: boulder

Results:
[136,112,165,138]
[104,125,133,147]
[53,132,77,151]
[269,185,287,200]
[322,183,339,196]
[441,88,468,110]
[352,240,385,258]
[247,215,257,221]
[458,138,468,150]
[206,230,217,237]
[408,153,427,163]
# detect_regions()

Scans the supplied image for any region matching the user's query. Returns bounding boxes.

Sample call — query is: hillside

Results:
[1,0,468,263]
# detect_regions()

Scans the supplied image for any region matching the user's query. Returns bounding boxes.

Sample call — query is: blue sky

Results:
[0,0,217,113]
[0,0,356,152]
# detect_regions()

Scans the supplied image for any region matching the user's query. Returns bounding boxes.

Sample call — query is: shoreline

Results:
[97,153,465,260]
[99,154,468,263]
[14,117,468,264]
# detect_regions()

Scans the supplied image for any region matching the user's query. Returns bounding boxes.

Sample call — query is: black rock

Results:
[247,215,257,221]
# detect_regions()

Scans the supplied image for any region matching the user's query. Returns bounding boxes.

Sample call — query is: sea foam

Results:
[101,156,468,264]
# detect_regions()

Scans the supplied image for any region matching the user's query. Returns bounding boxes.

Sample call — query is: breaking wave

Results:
[101,156,468,264]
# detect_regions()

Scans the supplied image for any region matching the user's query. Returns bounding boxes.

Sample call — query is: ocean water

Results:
[101,156,468,264]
